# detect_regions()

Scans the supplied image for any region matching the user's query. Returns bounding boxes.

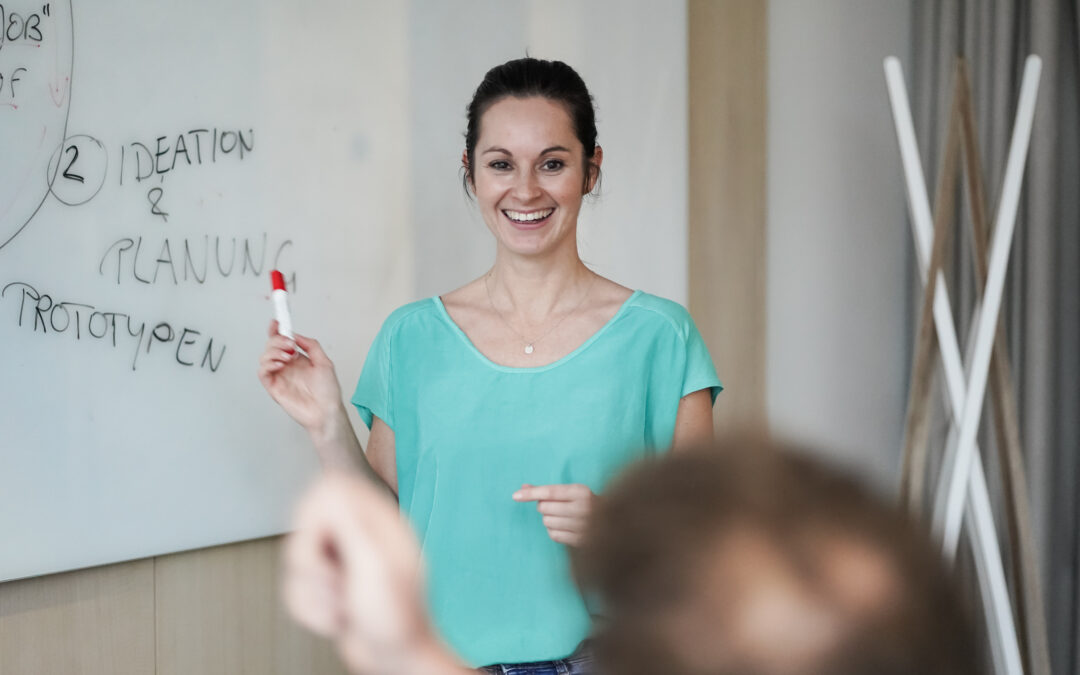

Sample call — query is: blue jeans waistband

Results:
[479,641,593,675]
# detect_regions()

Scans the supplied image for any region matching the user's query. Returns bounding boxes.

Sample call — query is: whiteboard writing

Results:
[1,281,225,371]
[0,0,409,582]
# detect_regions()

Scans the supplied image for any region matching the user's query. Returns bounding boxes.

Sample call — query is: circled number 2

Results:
[63,145,85,183]
[48,134,108,207]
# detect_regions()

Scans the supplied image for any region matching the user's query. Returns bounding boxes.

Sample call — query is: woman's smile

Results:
[502,207,555,230]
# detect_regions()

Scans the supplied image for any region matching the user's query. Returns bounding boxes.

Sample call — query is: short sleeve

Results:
[351,317,394,430]
[681,314,723,404]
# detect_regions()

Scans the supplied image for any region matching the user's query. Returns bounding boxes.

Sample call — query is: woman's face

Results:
[470,96,599,259]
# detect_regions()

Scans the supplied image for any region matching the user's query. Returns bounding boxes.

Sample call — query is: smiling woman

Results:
[258,57,722,672]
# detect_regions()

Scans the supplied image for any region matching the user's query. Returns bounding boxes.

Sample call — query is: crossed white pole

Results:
[883,56,1042,675]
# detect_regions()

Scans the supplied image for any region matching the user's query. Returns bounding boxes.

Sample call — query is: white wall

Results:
[407,0,688,303]
[767,0,914,486]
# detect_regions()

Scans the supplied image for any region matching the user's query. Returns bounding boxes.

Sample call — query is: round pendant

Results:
[524,344,534,354]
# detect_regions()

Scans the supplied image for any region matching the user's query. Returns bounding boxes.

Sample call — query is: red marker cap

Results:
[270,270,286,291]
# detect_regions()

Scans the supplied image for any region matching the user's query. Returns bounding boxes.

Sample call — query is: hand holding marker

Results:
[259,271,344,434]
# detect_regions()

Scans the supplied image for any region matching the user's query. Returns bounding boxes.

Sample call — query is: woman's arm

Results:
[671,388,715,450]
[364,416,398,496]
[310,409,398,499]
[258,323,396,496]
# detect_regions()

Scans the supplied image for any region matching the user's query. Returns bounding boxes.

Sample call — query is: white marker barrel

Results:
[270,270,294,340]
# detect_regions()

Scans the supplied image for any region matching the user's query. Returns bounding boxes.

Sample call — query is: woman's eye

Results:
[542,159,564,171]
[489,160,511,171]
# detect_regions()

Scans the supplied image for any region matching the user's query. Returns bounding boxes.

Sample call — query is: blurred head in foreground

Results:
[572,434,978,675]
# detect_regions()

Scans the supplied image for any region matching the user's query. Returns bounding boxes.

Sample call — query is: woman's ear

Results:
[462,150,475,192]
[585,145,604,194]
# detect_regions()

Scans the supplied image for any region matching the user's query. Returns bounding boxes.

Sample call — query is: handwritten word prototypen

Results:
[1,281,226,372]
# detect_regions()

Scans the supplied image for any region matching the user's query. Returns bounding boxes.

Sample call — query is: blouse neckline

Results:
[432,289,642,374]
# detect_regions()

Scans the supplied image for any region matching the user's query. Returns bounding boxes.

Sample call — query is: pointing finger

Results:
[536,500,589,518]
[513,484,587,502]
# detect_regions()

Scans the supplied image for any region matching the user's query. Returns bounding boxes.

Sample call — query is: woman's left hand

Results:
[513,483,596,547]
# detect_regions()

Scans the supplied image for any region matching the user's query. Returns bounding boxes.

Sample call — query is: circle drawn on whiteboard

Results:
[47,135,107,206]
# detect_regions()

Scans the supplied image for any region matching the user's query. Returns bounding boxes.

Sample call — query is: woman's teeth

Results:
[503,208,554,222]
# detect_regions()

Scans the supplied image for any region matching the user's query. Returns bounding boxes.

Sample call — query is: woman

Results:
[259,57,722,672]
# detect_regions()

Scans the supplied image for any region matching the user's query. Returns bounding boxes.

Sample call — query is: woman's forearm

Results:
[309,403,387,489]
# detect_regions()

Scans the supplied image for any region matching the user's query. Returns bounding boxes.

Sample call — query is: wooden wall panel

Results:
[688,0,769,429]
[154,537,348,675]
[0,537,347,675]
[0,559,155,675]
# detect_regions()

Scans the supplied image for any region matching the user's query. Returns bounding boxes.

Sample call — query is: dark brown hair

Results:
[572,434,979,675]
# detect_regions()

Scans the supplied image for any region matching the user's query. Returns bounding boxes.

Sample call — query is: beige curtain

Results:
[910,1,1079,673]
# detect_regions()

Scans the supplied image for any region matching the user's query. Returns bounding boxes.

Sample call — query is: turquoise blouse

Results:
[351,290,721,666]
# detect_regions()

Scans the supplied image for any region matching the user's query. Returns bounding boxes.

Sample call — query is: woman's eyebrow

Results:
[480,145,573,156]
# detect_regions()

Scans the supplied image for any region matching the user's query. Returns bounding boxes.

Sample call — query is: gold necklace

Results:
[484,270,598,355]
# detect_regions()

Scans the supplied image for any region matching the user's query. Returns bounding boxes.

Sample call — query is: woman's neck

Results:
[486,248,594,320]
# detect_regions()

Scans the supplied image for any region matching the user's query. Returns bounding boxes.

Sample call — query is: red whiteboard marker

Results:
[270,270,294,340]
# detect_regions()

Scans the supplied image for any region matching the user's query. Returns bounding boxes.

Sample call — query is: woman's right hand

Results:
[258,320,345,435]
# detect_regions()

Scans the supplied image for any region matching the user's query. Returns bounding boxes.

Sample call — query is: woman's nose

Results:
[512,170,542,201]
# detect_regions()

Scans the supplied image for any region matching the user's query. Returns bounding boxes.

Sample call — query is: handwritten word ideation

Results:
[119,128,253,185]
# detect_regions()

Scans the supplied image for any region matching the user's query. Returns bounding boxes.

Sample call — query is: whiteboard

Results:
[0,0,411,581]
